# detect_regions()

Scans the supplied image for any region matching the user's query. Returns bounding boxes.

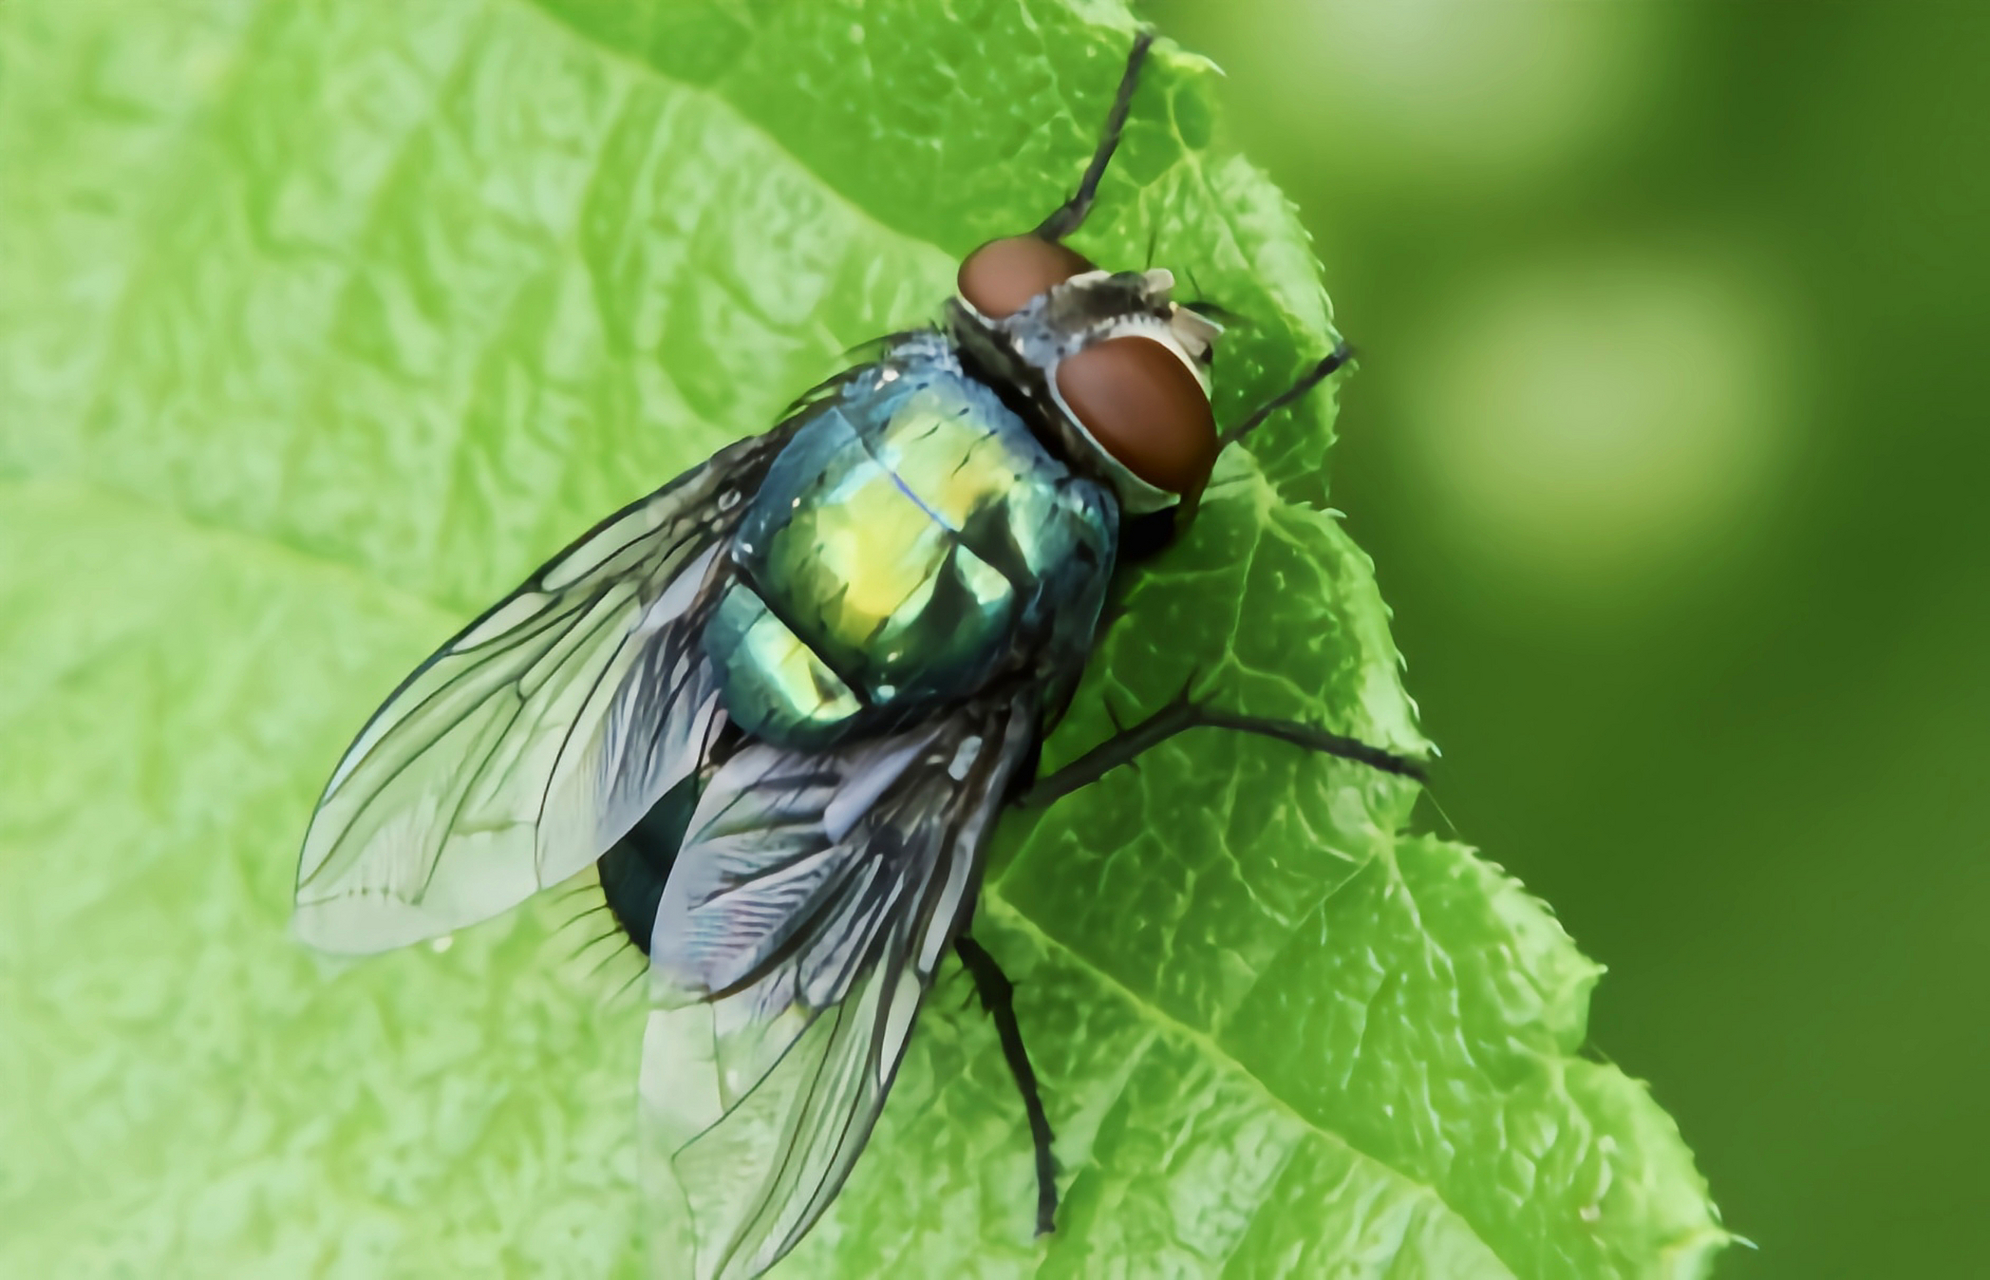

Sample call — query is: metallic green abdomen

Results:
[705,345,1116,748]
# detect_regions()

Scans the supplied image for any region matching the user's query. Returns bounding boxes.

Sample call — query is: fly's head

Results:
[948,236,1223,516]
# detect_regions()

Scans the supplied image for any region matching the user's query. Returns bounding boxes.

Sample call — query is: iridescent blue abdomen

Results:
[704,339,1118,748]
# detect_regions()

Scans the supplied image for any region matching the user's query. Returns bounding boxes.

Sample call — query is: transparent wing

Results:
[639,691,1039,1280]
[294,427,795,954]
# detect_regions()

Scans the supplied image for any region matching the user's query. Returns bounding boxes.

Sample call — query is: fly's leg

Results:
[1014,672,1428,811]
[1217,340,1356,450]
[1124,342,1360,555]
[1033,30,1156,242]
[954,934,1059,1237]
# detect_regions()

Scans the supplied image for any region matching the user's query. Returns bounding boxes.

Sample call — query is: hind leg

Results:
[955,934,1059,1236]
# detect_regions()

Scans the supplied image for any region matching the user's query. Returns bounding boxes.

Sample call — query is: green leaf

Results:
[0,0,1729,1277]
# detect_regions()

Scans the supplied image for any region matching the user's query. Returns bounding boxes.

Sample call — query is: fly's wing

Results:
[294,426,796,954]
[640,690,1039,1280]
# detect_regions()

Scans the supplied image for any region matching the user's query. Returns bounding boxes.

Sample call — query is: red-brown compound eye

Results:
[957,236,1095,318]
[1055,336,1218,495]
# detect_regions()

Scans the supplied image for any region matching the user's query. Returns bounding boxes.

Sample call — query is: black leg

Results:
[1033,30,1156,243]
[1014,673,1427,811]
[1217,340,1356,450]
[954,934,1059,1237]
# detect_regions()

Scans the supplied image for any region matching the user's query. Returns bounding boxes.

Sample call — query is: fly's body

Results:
[709,334,1116,750]
[291,31,1425,1280]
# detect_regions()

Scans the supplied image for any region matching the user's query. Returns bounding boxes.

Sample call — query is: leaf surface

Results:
[0,0,1728,1276]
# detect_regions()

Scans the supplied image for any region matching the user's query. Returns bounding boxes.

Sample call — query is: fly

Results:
[294,30,1427,1280]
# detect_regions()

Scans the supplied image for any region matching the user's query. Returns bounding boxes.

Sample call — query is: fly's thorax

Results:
[949,263,1223,515]
[704,344,1116,750]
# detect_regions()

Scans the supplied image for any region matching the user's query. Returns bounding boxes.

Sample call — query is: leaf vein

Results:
[977,891,1508,1264]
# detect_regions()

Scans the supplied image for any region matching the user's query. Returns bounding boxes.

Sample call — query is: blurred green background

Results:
[1145,2,1990,1276]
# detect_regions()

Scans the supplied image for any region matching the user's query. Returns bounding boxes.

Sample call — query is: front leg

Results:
[1013,673,1428,811]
